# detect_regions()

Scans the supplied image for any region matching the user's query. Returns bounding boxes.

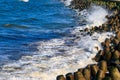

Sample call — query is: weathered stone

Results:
[57,75,66,80]
[111,59,120,65]
[86,64,91,69]
[116,64,120,72]
[83,68,91,80]
[117,42,120,51]
[116,31,120,41]
[110,46,115,53]
[104,47,110,54]
[105,38,111,47]
[91,64,99,77]
[93,50,104,62]
[74,71,85,80]
[109,67,120,80]
[112,50,120,60]
[103,76,112,80]
[104,51,112,62]
[84,28,88,32]
[66,73,74,80]
[112,38,119,45]
[99,60,107,73]
[78,68,83,72]
[96,70,105,80]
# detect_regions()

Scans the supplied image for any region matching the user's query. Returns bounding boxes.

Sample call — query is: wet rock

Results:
[109,67,120,80]
[66,73,74,80]
[112,50,120,60]
[103,76,112,80]
[110,46,115,53]
[84,28,89,32]
[83,68,91,80]
[74,71,85,80]
[104,51,112,62]
[78,68,83,72]
[99,60,108,73]
[57,75,66,80]
[93,50,104,62]
[116,64,120,72]
[86,64,91,69]
[105,38,111,47]
[96,70,105,80]
[113,38,120,45]
[111,59,120,65]
[91,64,99,77]
[116,42,120,52]
[116,31,120,41]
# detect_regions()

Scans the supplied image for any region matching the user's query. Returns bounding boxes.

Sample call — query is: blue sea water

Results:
[0,0,78,64]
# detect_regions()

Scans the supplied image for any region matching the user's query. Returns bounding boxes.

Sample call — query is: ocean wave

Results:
[0,5,114,80]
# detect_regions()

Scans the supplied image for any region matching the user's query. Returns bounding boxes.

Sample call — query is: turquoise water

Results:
[0,0,78,64]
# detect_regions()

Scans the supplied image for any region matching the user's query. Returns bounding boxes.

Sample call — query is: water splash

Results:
[61,0,73,6]
[86,5,108,27]
[0,4,111,80]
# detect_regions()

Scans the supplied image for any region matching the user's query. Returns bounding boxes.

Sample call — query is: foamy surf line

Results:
[0,2,113,80]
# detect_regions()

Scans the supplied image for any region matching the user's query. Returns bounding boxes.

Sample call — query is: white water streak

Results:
[0,4,111,80]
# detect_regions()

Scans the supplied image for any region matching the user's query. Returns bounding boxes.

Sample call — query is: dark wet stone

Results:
[83,68,91,80]
[109,66,120,80]
[78,68,83,72]
[116,42,120,51]
[112,50,120,60]
[99,60,108,73]
[57,75,66,80]
[93,50,104,62]
[96,70,105,80]
[74,71,85,80]
[116,31,120,41]
[103,76,112,80]
[66,73,74,80]
[91,64,99,78]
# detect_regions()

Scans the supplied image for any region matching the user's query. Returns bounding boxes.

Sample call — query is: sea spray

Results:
[0,5,111,80]
[86,5,108,27]
[61,0,73,6]
[75,5,108,28]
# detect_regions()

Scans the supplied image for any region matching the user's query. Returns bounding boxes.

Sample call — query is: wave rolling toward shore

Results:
[0,0,114,80]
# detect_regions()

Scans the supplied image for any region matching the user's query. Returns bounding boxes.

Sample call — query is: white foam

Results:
[0,5,113,80]
[61,0,73,6]
[87,6,108,27]
[76,5,108,28]
[0,37,97,80]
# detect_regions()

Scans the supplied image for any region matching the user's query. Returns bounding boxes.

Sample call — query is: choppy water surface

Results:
[0,0,77,64]
[0,0,109,80]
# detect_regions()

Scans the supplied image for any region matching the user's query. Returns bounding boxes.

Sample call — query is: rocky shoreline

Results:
[57,0,120,80]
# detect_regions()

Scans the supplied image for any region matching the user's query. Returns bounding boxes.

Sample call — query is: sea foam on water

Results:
[0,1,112,80]
[61,0,73,6]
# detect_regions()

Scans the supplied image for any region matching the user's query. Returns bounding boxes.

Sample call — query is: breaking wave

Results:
[0,1,112,80]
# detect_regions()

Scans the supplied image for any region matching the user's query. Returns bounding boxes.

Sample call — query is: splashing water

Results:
[86,5,108,27]
[0,4,111,80]
[61,0,73,6]
[0,0,112,80]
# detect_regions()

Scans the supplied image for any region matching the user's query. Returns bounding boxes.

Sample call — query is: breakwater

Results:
[57,0,120,80]
[70,0,120,10]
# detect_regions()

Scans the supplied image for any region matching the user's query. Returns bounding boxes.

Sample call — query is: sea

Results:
[0,0,110,80]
